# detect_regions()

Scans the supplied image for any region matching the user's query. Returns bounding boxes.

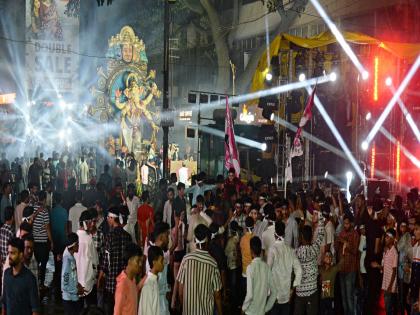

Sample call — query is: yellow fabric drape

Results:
[251,30,420,94]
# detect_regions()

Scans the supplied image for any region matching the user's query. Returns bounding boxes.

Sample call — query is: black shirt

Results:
[3,265,40,315]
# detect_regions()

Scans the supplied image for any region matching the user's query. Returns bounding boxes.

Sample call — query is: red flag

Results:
[287,85,317,182]
[225,97,240,177]
[299,85,317,127]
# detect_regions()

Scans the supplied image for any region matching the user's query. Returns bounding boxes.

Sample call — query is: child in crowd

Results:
[138,245,164,315]
[320,250,342,315]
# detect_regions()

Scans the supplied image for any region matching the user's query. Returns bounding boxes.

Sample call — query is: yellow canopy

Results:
[251,30,420,94]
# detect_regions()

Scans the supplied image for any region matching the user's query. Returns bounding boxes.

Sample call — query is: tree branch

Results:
[236,0,308,93]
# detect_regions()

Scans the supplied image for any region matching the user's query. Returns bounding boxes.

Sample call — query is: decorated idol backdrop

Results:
[25,0,79,94]
[87,26,161,160]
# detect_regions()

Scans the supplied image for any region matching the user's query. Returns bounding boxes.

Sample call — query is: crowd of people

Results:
[0,149,419,315]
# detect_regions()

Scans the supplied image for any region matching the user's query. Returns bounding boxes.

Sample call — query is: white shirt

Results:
[262,224,275,252]
[162,200,172,227]
[141,165,149,185]
[69,203,87,233]
[178,167,189,186]
[74,229,98,295]
[267,239,302,304]
[319,220,335,264]
[284,215,299,249]
[79,161,90,185]
[359,235,367,274]
[125,196,140,243]
[138,272,160,315]
[242,257,277,315]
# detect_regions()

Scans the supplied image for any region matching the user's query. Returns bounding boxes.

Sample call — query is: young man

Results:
[69,191,87,233]
[2,237,40,315]
[138,246,165,315]
[74,210,98,307]
[137,191,154,246]
[242,236,277,315]
[143,222,170,315]
[32,190,53,288]
[15,190,30,231]
[125,183,140,243]
[163,188,175,227]
[0,207,15,267]
[0,183,12,225]
[372,228,398,315]
[261,211,276,258]
[62,233,84,315]
[98,206,132,315]
[224,221,242,311]
[294,212,325,315]
[177,224,223,315]
[114,243,143,315]
[50,192,69,293]
[240,216,255,301]
[279,200,299,249]
[267,221,302,315]
[337,215,359,315]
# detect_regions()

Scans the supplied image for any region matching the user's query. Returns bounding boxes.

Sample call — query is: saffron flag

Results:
[225,97,240,177]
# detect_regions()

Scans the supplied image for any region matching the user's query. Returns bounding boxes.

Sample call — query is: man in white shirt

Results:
[74,210,98,306]
[178,162,189,187]
[68,191,87,233]
[262,211,276,259]
[185,174,215,206]
[14,190,29,231]
[163,188,174,227]
[79,156,90,191]
[125,184,140,243]
[280,200,299,249]
[242,236,277,315]
[141,162,149,189]
[267,221,302,315]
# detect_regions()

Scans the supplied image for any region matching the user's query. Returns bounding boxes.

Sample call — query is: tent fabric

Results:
[251,30,420,94]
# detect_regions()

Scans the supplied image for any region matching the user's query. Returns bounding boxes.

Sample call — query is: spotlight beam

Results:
[271,115,347,159]
[389,85,420,143]
[379,127,420,168]
[306,86,365,179]
[309,0,368,77]
[161,75,335,123]
[188,123,266,151]
[364,54,420,147]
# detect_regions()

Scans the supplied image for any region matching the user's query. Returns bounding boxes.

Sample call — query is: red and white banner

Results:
[225,97,240,177]
[286,85,317,183]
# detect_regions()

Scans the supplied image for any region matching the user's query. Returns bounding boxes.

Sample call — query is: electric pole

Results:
[162,0,170,179]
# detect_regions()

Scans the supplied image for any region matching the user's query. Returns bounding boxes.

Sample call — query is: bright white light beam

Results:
[174,75,335,119]
[364,54,420,148]
[272,115,347,159]
[309,0,368,77]
[389,85,420,143]
[306,86,365,180]
[194,124,266,151]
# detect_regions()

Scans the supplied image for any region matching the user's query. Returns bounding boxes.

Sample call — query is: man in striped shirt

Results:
[294,212,325,315]
[32,190,53,289]
[176,224,223,315]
